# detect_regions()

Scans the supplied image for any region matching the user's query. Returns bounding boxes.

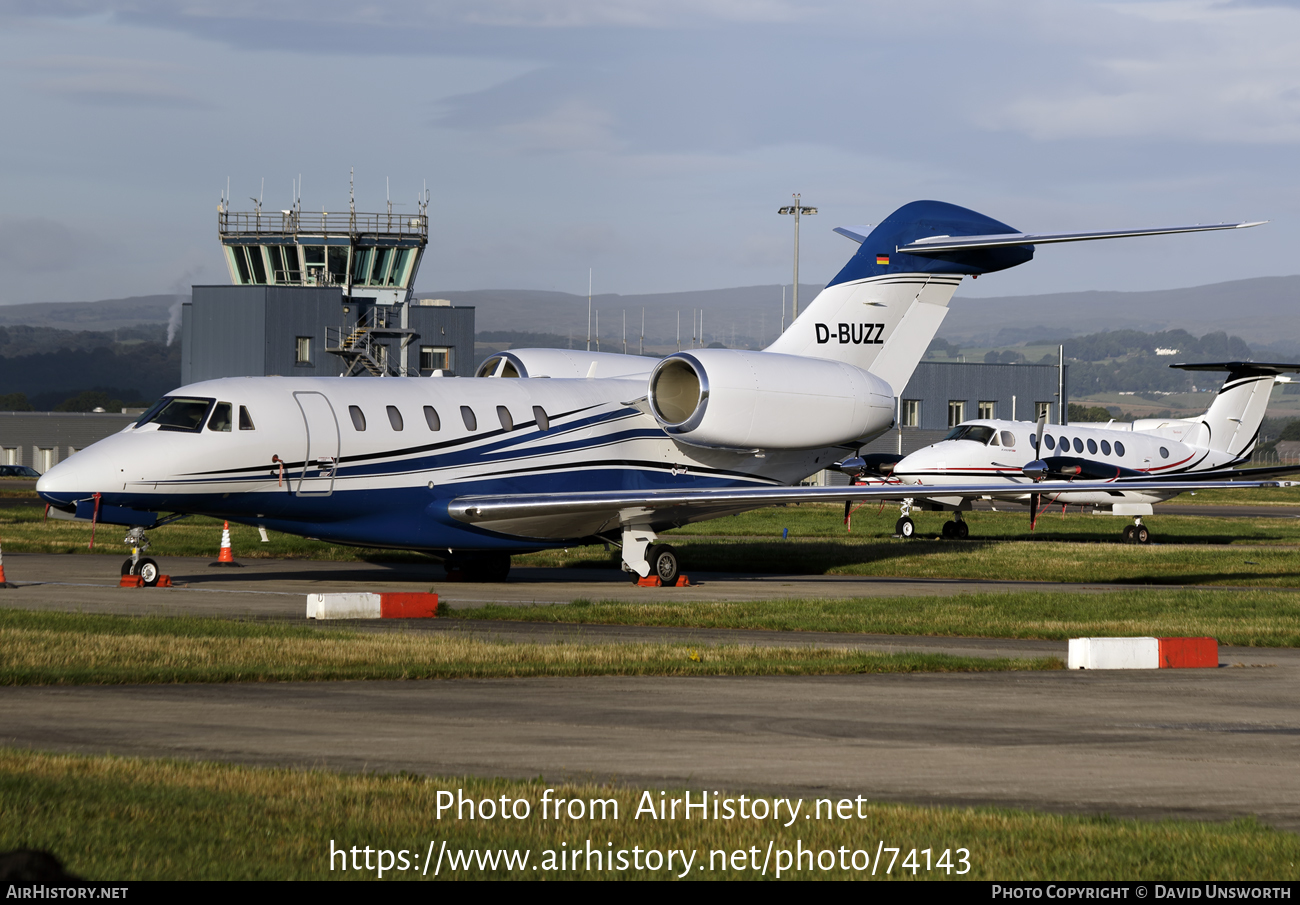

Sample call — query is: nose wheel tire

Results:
[647,544,680,585]
[895,517,915,538]
[132,557,160,587]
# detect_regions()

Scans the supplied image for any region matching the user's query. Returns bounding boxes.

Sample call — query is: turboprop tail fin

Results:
[1170,362,1300,461]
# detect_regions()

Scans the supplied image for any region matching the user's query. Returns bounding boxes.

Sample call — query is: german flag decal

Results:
[876,254,889,265]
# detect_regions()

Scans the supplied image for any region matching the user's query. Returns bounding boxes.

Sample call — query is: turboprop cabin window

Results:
[1073,438,1084,453]
[239,406,255,430]
[349,405,366,431]
[1000,431,1016,447]
[1100,440,1111,455]
[423,406,441,430]
[207,403,233,432]
[1160,447,1169,458]
[387,405,404,431]
[1044,434,1055,450]
[141,397,214,433]
[1087,439,1097,454]
[1115,441,1126,457]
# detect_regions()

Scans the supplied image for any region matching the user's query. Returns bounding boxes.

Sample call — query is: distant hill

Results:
[0,295,179,331]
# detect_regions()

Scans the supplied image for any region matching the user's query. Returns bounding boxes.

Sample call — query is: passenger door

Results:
[293,391,339,496]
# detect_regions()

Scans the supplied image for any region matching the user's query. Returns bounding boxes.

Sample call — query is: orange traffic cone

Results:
[209,521,243,568]
[0,538,14,588]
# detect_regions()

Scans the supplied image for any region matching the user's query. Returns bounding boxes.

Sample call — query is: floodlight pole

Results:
[778,194,817,319]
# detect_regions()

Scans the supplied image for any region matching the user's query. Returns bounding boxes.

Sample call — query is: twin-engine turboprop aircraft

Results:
[36,200,1286,583]
[843,361,1300,544]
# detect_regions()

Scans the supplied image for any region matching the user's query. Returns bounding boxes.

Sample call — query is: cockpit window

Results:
[140,397,214,433]
[942,425,997,444]
[207,402,233,432]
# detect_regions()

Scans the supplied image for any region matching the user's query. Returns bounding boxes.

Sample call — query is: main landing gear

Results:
[621,527,682,585]
[1122,518,1151,545]
[894,498,916,538]
[941,513,970,540]
[120,527,161,587]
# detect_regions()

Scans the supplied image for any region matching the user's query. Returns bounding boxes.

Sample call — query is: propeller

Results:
[1023,411,1049,530]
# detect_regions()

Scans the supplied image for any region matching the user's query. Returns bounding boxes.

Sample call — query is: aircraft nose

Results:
[36,453,109,507]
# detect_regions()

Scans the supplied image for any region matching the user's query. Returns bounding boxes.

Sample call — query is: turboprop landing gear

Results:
[894,498,916,539]
[122,527,160,587]
[942,513,970,540]
[1122,518,1151,545]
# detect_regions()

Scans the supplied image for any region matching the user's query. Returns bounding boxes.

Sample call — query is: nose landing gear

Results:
[120,527,161,587]
[894,498,916,538]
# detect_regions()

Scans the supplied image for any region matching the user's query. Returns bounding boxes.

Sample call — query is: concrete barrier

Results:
[306,592,439,619]
[1068,637,1218,669]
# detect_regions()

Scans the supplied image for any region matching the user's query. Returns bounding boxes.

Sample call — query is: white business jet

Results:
[843,361,1300,544]
[36,200,1281,584]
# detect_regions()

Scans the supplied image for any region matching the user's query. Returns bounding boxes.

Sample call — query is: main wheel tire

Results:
[134,557,160,587]
[1122,524,1137,544]
[896,517,915,538]
[955,521,970,539]
[648,544,680,585]
[941,521,955,539]
[1135,525,1150,544]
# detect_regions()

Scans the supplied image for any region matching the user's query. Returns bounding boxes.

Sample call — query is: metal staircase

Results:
[326,306,419,377]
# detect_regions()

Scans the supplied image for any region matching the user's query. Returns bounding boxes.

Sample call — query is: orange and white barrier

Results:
[1068,637,1217,669]
[306,592,439,620]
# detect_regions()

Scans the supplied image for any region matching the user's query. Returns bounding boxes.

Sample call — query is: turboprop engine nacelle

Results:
[647,349,895,450]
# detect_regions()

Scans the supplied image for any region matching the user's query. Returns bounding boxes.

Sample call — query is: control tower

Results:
[182,183,473,383]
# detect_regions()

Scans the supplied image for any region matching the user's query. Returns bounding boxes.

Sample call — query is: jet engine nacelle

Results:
[647,350,895,450]
[476,349,655,380]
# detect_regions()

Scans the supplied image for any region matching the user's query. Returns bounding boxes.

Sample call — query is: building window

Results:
[349,405,366,431]
[497,406,514,431]
[461,406,477,431]
[423,405,441,431]
[1035,401,1052,423]
[1,448,17,465]
[901,399,920,427]
[978,400,995,420]
[295,336,312,365]
[947,400,966,428]
[387,405,404,431]
[420,346,454,374]
[35,447,55,473]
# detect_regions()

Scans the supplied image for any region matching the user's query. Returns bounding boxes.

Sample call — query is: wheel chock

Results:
[636,576,662,587]
[674,575,692,587]
[119,574,174,589]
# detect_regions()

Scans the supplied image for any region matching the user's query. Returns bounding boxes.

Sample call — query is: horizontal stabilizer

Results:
[833,225,873,244]
[1170,361,1300,373]
[896,221,1265,255]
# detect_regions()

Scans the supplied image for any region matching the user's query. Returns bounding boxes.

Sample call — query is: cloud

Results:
[12,54,213,108]
[0,217,83,273]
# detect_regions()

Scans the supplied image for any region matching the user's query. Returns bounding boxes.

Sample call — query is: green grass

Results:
[455,588,1300,647]
[0,610,1059,685]
[2,748,1296,879]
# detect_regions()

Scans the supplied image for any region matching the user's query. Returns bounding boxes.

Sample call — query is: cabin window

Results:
[239,406,256,430]
[1000,431,1016,447]
[461,406,477,431]
[497,406,513,431]
[943,424,995,444]
[533,406,550,432]
[1100,440,1111,455]
[901,399,920,427]
[978,401,995,420]
[387,405,404,431]
[1029,433,1038,450]
[207,402,233,432]
[1044,434,1055,450]
[349,405,366,431]
[1073,437,1084,453]
[1159,446,1169,459]
[423,406,440,430]
[1115,441,1126,457]
[1086,439,1097,454]
[141,397,214,433]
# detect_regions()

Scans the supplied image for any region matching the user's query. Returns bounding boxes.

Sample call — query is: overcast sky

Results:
[1,0,1299,307]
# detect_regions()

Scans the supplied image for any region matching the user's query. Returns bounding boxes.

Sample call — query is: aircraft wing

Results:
[896,221,1264,255]
[448,478,1294,540]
